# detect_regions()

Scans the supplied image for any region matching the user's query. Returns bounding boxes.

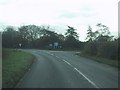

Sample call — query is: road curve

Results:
[16,49,118,88]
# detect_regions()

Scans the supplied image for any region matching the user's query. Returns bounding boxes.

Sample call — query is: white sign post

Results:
[54,42,58,49]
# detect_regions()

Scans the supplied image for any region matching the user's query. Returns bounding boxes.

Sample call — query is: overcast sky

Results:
[0,0,119,41]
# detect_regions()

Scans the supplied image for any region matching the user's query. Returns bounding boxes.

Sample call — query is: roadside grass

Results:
[2,48,35,88]
[77,52,119,68]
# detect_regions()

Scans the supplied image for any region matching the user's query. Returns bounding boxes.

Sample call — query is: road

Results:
[16,49,118,88]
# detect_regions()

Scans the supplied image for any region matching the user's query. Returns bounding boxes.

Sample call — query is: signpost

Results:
[54,42,58,49]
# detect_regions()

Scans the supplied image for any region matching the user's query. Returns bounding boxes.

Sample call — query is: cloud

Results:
[0,0,119,41]
[59,12,80,18]
[59,11,96,19]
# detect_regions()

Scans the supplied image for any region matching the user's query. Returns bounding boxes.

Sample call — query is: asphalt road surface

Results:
[16,49,118,88]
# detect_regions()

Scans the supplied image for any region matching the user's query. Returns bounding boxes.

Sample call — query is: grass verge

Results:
[77,53,119,68]
[2,48,35,88]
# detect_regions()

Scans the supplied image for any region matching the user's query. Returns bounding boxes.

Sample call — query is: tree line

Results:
[2,23,119,60]
[2,25,84,49]
[84,23,119,60]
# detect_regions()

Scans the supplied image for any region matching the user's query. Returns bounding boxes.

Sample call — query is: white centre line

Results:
[47,52,99,88]
[55,56,60,59]
[74,67,99,88]
[62,59,73,67]
[50,53,54,56]
[63,60,70,65]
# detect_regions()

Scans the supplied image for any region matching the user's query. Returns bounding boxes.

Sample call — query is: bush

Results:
[84,41,98,56]
[97,41,118,60]
[83,40,118,60]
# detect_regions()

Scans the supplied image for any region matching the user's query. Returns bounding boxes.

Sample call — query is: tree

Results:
[97,41,118,59]
[18,25,42,48]
[65,25,79,39]
[32,26,65,49]
[95,24,114,57]
[84,23,118,60]
[96,23,110,36]
[86,24,111,42]
[83,41,98,55]
[2,26,19,48]
[64,26,80,48]
[86,26,95,41]
[18,25,30,48]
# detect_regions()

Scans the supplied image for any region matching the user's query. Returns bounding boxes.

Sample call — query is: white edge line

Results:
[63,59,71,66]
[74,68,99,88]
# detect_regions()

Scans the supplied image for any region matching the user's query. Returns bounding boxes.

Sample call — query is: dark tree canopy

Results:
[2,26,19,48]
[2,23,118,60]
[65,25,79,40]
[84,23,118,60]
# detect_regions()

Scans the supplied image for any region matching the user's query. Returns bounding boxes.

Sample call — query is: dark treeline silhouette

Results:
[2,23,119,60]
[84,23,118,60]
[2,25,84,50]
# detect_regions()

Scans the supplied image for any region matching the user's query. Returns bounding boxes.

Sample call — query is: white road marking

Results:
[47,52,98,88]
[74,68,99,88]
[55,56,60,59]
[62,59,73,67]
[63,60,70,65]
[50,53,54,56]
[45,52,50,55]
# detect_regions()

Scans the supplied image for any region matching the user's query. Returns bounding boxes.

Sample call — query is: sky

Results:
[0,0,119,41]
